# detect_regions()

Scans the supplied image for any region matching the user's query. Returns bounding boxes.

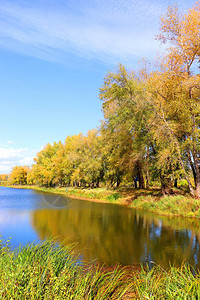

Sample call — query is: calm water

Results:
[1,187,200,268]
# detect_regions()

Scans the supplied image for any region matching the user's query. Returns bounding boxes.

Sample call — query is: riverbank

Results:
[0,240,199,299]
[7,185,200,219]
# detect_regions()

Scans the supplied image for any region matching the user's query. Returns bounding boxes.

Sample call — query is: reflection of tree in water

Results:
[137,212,200,269]
[31,203,200,268]
[31,206,147,265]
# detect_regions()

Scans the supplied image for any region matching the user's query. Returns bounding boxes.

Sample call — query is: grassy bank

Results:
[130,194,200,218]
[0,240,200,299]
[7,184,200,219]
[9,185,122,203]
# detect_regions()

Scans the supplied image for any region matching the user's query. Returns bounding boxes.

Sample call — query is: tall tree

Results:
[147,1,200,196]
[100,64,153,188]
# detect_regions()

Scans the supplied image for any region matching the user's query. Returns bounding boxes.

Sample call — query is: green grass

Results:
[0,239,131,300]
[1,240,200,299]
[65,187,114,200]
[131,195,200,218]
[133,263,200,299]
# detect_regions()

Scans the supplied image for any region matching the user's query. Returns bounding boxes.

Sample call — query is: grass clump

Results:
[0,240,132,300]
[106,193,121,202]
[133,263,200,299]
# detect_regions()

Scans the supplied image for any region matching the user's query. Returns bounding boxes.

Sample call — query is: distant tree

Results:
[9,166,30,185]
[32,142,61,187]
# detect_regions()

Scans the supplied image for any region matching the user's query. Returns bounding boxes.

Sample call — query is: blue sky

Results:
[0,0,196,173]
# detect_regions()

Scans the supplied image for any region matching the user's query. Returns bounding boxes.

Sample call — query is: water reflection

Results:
[1,187,200,268]
[31,201,200,268]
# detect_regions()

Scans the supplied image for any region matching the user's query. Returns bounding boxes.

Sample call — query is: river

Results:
[1,186,200,268]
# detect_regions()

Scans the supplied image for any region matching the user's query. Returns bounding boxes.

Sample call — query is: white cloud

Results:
[0,147,38,174]
[0,147,28,159]
[0,0,194,64]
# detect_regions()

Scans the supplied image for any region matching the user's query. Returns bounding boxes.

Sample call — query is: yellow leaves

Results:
[182,74,200,96]
[0,174,8,182]
[180,4,200,49]
[158,1,200,73]
[9,166,30,185]
[158,5,180,43]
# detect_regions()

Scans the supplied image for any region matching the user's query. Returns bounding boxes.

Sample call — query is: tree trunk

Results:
[160,175,173,196]
[134,178,138,188]
[186,149,197,186]
[116,176,121,188]
[135,161,145,189]
[146,146,150,188]
[146,170,150,189]
[174,178,178,188]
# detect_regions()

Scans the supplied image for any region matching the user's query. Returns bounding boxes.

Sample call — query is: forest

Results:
[7,2,200,198]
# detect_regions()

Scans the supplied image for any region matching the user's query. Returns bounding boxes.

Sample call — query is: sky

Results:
[0,0,196,174]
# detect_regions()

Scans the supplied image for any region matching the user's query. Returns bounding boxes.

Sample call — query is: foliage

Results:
[9,166,30,185]
[0,174,9,186]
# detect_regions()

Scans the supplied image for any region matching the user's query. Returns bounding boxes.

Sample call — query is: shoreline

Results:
[5,184,200,219]
[7,185,122,205]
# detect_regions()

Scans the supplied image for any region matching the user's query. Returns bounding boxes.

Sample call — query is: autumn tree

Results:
[27,168,36,185]
[32,142,62,187]
[146,1,200,196]
[75,130,104,187]
[9,166,30,185]
[31,132,105,188]
[100,64,153,188]
[63,133,85,186]
[0,174,8,186]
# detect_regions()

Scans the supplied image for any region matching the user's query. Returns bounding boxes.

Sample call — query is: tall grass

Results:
[133,263,200,299]
[0,240,200,299]
[0,240,131,299]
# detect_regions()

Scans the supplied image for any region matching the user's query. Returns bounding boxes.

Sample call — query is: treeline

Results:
[9,2,200,197]
[0,174,9,186]
[9,130,130,188]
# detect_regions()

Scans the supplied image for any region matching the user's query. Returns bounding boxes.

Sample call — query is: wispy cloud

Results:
[0,0,193,64]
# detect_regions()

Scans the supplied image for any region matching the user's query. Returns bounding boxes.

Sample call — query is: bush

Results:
[106,193,120,201]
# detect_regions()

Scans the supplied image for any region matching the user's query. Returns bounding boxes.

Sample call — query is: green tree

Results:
[99,64,153,188]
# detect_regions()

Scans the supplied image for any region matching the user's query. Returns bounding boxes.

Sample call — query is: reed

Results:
[0,239,200,299]
[0,240,131,299]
